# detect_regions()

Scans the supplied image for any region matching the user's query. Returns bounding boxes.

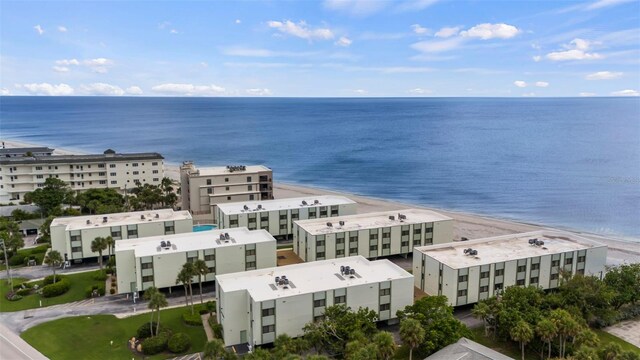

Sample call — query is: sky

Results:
[1,0,639,97]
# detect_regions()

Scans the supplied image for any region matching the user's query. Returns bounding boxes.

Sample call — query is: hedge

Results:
[85,284,106,298]
[182,311,202,326]
[167,332,191,353]
[141,329,172,355]
[93,271,108,281]
[16,288,32,296]
[8,254,25,266]
[211,323,223,339]
[43,274,67,286]
[137,322,159,340]
[42,279,70,298]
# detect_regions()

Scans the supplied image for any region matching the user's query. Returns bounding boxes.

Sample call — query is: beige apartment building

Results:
[116,227,277,294]
[0,149,164,202]
[180,162,273,223]
[413,231,608,306]
[216,195,357,240]
[293,209,454,262]
[50,209,193,262]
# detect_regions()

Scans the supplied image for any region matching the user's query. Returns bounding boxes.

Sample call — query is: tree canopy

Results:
[24,177,74,216]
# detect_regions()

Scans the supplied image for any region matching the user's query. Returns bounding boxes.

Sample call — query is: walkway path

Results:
[605,318,640,348]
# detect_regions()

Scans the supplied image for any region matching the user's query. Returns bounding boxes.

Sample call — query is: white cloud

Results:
[434,26,461,38]
[245,88,272,96]
[235,19,241,24]
[535,81,549,87]
[52,66,70,73]
[170,29,179,34]
[335,36,352,47]
[83,58,114,73]
[56,59,80,66]
[151,83,226,96]
[220,46,317,58]
[545,38,603,61]
[267,20,334,40]
[411,37,465,53]
[353,89,367,94]
[610,89,639,96]
[586,0,635,10]
[514,80,527,88]
[533,55,542,62]
[58,26,67,32]
[411,24,430,35]
[408,88,432,95]
[585,71,623,80]
[396,0,440,12]
[460,23,520,40]
[81,83,125,96]
[579,92,597,97]
[18,83,74,96]
[33,25,44,35]
[1,88,11,96]
[126,86,144,95]
[323,0,389,16]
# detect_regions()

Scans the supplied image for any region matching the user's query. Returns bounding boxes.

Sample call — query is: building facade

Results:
[216,195,357,240]
[180,162,273,223]
[293,209,453,262]
[0,147,54,158]
[413,231,608,306]
[50,209,193,262]
[215,256,413,347]
[115,227,277,294]
[0,149,164,202]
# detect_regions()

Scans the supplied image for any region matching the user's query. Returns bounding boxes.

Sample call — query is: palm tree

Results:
[193,259,209,304]
[176,266,195,314]
[373,331,396,360]
[202,339,226,360]
[44,250,63,283]
[91,236,108,270]
[550,308,574,358]
[105,236,115,259]
[399,318,424,360]
[143,287,160,336]
[182,262,196,314]
[149,290,168,337]
[536,318,558,359]
[573,345,598,360]
[472,301,491,337]
[510,320,533,360]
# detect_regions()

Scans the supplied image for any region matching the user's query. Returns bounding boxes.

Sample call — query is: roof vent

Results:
[219,234,225,241]
[166,241,171,248]
[161,240,167,248]
[155,213,160,219]
[244,205,249,211]
[327,222,333,227]
[314,199,320,204]
[102,216,108,223]
[301,200,308,206]
[339,220,345,226]
[257,204,262,210]
[529,238,545,246]
[463,248,478,256]
[86,219,91,225]
[398,213,407,221]
[141,214,145,220]
[389,215,395,221]
[224,233,230,240]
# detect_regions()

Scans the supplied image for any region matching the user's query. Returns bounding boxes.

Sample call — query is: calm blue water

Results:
[1,97,639,239]
[193,225,217,232]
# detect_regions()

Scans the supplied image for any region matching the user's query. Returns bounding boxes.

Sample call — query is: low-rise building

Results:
[0,149,164,202]
[116,227,277,294]
[425,337,513,360]
[180,162,273,223]
[216,195,357,240]
[50,209,193,262]
[413,231,608,306]
[293,209,453,262]
[215,255,413,347]
[0,147,54,157]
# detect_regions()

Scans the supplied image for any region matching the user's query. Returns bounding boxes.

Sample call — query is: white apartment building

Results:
[116,227,277,294]
[0,149,164,202]
[413,231,608,307]
[180,162,273,223]
[293,209,453,262]
[50,209,193,262]
[216,195,357,240]
[0,147,54,157]
[216,256,414,347]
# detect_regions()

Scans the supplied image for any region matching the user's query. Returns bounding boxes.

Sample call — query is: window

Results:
[336,249,345,256]
[230,219,239,226]
[369,233,378,240]
[531,263,540,270]
[480,285,489,293]
[246,249,256,256]
[369,245,378,251]
[99,180,106,184]
[379,288,391,296]
[516,279,525,286]
[153,170,159,174]
[70,231,81,242]
[36,175,44,179]
[308,209,316,218]
[206,179,212,185]
[317,252,325,258]
[494,283,503,291]
[142,275,154,283]
[425,227,433,233]
[565,258,573,265]
[111,227,122,239]
[413,239,420,246]
[458,275,468,282]
[517,265,526,272]
[127,225,138,238]
[262,325,275,333]
[71,246,82,253]
[495,269,504,276]
[457,289,467,297]
[141,262,153,270]
[577,255,586,263]
[551,273,559,280]
[227,196,231,201]
[380,303,391,311]
[314,315,325,322]
[132,163,139,167]
[110,172,116,176]
[576,269,585,275]
[98,164,105,168]
[110,164,116,168]
[262,308,275,317]
[336,237,345,245]
[247,176,252,182]
[225,177,229,182]
[314,299,326,307]
[480,271,490,279]
[164,221,175,234]
[291,211,299,220]
[207,188,213,194]
[382,243,390,249]
[35,166,42,170]
[248,185,253,191]
[225,186,230,191]
[316,240,325,247]
[319,207,328,217]
[279,214,287,220]
[334,295,346,304]
[208,266,215,273]
[98,172,106,176]
[551,260,560,267]
[249,194,255,200]
[530,277,539,284]
[246,261,256,269]
[331,206,339,216]
[152,162,158,166]
[401,229,410,236]
[133,171,139,175]
[204,254,215,261]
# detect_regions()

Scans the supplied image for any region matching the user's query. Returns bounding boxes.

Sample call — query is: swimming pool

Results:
[193,224,217,232]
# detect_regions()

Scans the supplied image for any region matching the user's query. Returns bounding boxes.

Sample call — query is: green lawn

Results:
[593,329,640,353]
[0,244,49,271]
[0,270,105,312]
[21,306,208,359]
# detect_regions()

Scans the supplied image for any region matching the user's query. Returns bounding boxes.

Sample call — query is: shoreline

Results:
[2,138,639,265]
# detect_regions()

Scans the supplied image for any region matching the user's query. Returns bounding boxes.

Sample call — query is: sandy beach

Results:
[3,138,639,266]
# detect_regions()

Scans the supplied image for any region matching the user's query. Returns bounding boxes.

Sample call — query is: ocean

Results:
[1,96,639,239]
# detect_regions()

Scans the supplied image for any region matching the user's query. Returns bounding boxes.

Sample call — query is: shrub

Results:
[5,291,22,301]
[85,284,106,298]
[137,322,159,340]
[30,246,48,254]
[16,288,32,296]
[42,279,70,298]
[93,271,108,281]
[13,282,34,290]
[105,268,114,275]
[109,288,116,294]
[43,274,66,286]
[211,323,223,339]
[141,334,169,355]
[8,254,25,266]
[205,300,216,314]
[182,311,202,326]
[167,333,191,353]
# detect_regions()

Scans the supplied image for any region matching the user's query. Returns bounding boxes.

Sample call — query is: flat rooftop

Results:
[51,209,192,231]
[415,231,606,269]
[0,147,54,155]
[192,165,271,177]
[216,195,356,215]
[216,255,412,302]
[294,209,452,235]
[0,152,163,165]
[115,227,275,258]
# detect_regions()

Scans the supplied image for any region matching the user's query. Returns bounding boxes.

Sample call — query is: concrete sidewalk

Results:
[0,322,48,360]
[605,318,640,348]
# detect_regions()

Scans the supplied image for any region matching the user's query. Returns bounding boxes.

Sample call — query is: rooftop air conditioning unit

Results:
[327,222,333,227]
[339,221,345,226]
[86,219,91,225]
[141,215,145,220]
[301,200,308,206]
[102,216,108,223]
[155,213,160,219]
[314,200,320,204]
[389,215,395,221]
